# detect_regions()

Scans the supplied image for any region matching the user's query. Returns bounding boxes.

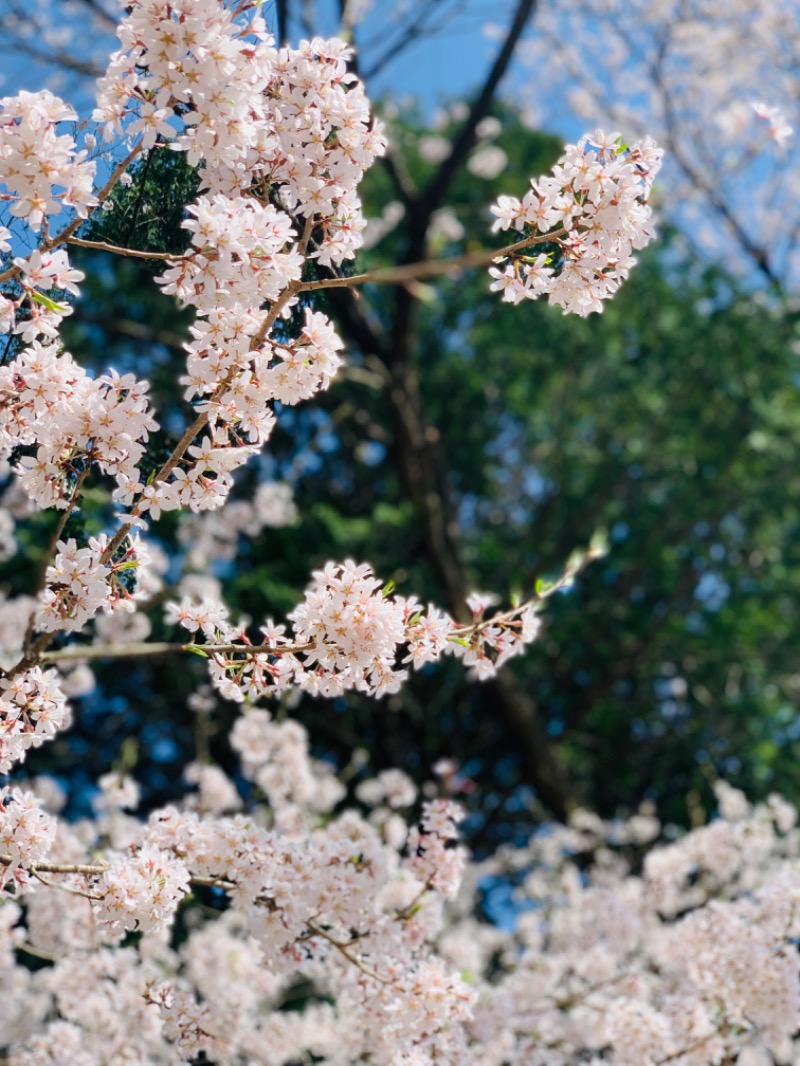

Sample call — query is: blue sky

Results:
[0,1,522,121]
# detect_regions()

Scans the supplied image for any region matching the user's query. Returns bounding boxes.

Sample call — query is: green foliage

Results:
[90,147,201,255]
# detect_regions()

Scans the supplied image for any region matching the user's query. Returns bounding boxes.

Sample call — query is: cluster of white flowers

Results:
[36,530,154,634]
[289,559,410,697]
[3,713,800,1066]
[138,304,344,521]
[0,6,704,1064]
[407,799,467,901]
[0,342,157,511]
[164,560,544,703]
[230,710,345,829]
[356,767,418,810]
[0,787,55,889]
[451,782,800,1066]
[1,248,86,341]
[88,3,384,524]
[0,666,70,774]
[93,0,274,159]
[36,537,112,633]
[0,591,36,671]
[0,89,96,231]
[0,710,484,1064]
[445,592,542,679]
[159,194,300,315]
[94,843,191,939]
[489,130,663,315]
[144,984,216,1060]
[261,36,386,266]
[752,102,794,147]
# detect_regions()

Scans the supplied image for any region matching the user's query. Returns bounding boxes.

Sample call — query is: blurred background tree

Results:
[2,0,800,845]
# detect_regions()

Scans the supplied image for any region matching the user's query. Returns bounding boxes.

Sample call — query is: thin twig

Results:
[31,869,103,900]
[41,640,312,664]
[304,919,393,985]
[1,856,107,876]
[66,236,184,261]
[0,139,145,286]
[298,229,567,293]
[15,940,59,963]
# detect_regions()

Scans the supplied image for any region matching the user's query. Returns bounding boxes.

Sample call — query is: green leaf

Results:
[29,289,69,314]
[184,645,210,659]
[589,528,610,558]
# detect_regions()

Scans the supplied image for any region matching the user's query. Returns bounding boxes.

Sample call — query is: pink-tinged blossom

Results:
[357,769,418,810]
[0,294,16,334]
[163,559,542,703]
[0,90,97,231]
[489,130,663,315]
[96,772,141,812]
[752,101,794,146]
[0,787,56,890]
[145,985,217,1060]
[0,344,157,511]
[230,709,344,822]
[289,559,408,697]
[0,667,70,774]
[36,538,113,633]
[94,843,190,937]
[14,249,85,297]
[406,800,467,902]
[164,594,231,641]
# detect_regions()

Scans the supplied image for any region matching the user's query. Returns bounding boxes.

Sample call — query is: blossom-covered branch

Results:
[0,3,698,1063]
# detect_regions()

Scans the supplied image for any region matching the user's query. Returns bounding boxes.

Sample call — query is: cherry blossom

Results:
[163,560,545,704]
[0,89,96,230]
[0,666,70,774]
[0,7,753,1066]
[490,131,663,315]
[0,787,55,889]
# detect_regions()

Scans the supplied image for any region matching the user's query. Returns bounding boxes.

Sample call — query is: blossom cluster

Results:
[0,787,55,889]
[230,710,345,830]
[0,717,479,1065]
[0,666,70,774]
[752,101,794,146]
[0,6,691,1064]
[95,843,191,939]
[0,89,96,231]
[0,247,86,340]
[2,720,800,1066]
[36,538,114,633]
[457,782,800,1066]
[490,130,663,315]
[164,559,543,702]
[406,798,467,901]
[87,4,384,521]
[0,341,157,511]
